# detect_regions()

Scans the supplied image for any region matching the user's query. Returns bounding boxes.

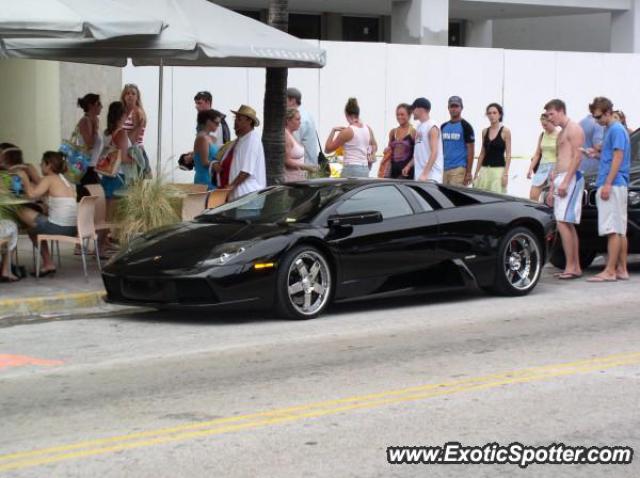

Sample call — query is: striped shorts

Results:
[553,171,584,224]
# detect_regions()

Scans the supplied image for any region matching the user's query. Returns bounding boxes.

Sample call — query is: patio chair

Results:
[205,188,231,209]
[181,192,209,221]
[33,196,100,278]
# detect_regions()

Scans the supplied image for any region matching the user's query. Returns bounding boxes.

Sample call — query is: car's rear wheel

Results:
[275,245,332,320]
[549,243,597,270]
[489,227,543,296]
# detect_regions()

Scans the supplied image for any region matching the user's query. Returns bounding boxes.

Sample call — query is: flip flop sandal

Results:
[586,276,617,283]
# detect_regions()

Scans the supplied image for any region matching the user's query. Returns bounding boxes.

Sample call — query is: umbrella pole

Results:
[156,58,164,179]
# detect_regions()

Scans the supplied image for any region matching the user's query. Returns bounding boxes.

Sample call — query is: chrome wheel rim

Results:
[287,251,331,316]
[503,233,541,291]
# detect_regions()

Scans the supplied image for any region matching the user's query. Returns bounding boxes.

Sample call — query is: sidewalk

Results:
[0,239,144,325]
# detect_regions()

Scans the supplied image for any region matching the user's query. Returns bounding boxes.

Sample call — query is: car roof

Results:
[294,178,436,188]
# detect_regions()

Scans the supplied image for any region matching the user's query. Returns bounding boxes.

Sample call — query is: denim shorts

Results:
[32,215,77,236]
[532,162,554,188]
[100,174,125,199]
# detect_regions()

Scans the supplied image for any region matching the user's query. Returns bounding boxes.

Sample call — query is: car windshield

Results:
[198,184,348,224]
[632,129,640,164]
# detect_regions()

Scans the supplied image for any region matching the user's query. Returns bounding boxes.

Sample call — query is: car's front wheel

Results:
[275,245,332,320]
[489,227,543,296]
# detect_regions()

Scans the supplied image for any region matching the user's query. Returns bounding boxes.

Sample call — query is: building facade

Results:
[2,0,639,166]
[217,0,640,53]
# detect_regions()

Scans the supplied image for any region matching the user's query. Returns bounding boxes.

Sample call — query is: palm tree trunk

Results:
[263,0,289,186]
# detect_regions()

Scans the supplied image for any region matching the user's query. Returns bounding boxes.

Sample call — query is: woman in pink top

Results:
[285,108,316,182]
[325,98,377,178]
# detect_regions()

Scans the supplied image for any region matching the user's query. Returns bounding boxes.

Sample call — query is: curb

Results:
[0,291,150,326]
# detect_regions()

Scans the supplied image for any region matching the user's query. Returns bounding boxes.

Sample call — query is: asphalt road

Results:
[1,264,639,477]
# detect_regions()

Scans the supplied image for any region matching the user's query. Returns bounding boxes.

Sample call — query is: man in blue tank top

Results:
[441,96,475,186]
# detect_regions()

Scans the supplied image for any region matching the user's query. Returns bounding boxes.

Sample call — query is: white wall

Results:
[124,41,640,187]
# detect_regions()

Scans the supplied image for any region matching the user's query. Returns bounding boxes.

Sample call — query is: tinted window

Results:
[337,186,413,219]
[437,186,479,206]
[406,186,437,211]
[631,130,640,164]
[199,185,348,224]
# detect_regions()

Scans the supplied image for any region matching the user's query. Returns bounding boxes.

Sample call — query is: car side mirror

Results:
[327,211,383,227]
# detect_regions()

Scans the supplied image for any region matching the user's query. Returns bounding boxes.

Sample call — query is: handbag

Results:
[315,134,331,178]
[59,128,91,184]
[123,144,147,183]
[377,148,392,178]
[95,147,122,177]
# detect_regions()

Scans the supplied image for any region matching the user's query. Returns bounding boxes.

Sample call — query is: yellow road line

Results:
[1,351,639,473]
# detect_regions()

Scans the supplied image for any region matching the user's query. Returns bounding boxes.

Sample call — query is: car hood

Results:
[108,221,298,271]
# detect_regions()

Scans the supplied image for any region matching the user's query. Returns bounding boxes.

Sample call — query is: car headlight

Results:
[198,242,252,267]
[629,191,640,207]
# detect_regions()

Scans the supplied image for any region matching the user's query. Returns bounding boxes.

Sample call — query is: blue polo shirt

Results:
[441,119,474,171]
[597,121,631,187]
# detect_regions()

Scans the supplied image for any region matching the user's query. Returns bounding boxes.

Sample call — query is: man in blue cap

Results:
[441,96,475,186]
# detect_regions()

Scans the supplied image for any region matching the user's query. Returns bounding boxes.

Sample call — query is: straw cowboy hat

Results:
[231,104,260,126]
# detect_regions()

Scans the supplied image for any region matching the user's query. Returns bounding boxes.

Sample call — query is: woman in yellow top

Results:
[527,113,558,202]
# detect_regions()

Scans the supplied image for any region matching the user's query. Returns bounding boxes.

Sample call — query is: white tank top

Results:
[48,174,78,227]
[413,119,444,183]
[343,124,370,167]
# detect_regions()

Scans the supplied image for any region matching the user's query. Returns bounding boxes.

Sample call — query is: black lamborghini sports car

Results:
[103,179,555,319]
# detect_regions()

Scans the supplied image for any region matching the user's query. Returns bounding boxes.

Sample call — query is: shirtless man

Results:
[544,99,585,279]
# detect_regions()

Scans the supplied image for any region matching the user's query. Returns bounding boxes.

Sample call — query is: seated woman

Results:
[0,219,19,282]
[14,151,78,276]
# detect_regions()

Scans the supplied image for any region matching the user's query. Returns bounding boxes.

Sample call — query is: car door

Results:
[327,184,439,297]
[426,185,505,279]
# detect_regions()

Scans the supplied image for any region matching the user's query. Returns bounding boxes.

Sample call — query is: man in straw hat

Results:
[212,105,266,201]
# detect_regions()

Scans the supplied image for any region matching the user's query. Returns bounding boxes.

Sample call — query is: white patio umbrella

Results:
[1,0,326,175]
[0,0,166,39]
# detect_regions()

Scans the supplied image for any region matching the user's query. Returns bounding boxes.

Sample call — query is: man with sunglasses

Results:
[194,91,230,147]
[178,91,231,172]
[587,96,631,282]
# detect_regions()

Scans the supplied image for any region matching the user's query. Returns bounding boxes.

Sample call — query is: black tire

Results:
[274,245,333,320]
[549,244,597,270]
[489,227,543,296]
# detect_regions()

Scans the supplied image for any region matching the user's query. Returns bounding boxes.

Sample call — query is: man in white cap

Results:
[213,105,266,201]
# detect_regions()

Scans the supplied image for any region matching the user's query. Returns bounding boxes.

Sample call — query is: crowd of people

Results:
[0,83,151,281]
[0,82,634,285]
[176,88,632,286]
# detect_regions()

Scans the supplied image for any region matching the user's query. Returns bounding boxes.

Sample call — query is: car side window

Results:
[336,186,413,219]
[405,187,435,211]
